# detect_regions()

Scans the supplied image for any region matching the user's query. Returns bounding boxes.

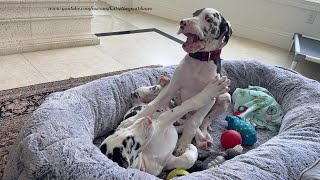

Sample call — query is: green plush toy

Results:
[226,116,257,146]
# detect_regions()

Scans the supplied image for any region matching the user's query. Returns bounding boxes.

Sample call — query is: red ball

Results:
[220,130,242,150]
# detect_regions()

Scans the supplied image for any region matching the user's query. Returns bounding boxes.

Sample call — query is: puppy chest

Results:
[180,79,209,101]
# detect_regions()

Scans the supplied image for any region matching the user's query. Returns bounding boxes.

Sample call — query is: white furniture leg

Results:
[290,61,298,70]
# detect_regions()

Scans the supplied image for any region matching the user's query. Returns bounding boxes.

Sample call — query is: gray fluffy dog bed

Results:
[4,60,320,180]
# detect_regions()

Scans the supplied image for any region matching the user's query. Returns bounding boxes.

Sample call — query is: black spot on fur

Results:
[171,110,173,112]
[100,144,107,154]
[150,86,157,91]
[135,143,141,150]
[130,157,134,165]
[107,153,112,159]
[130,141,135,149]
[213,13,220,19]
[211,28,217,35]
[131,92,140,99]
[124,111,137,120]
[122,136,136,154]
[193,8,205,17]
[127,136,134,142]
[122,139,127,148]
[110,147,129,168]
[133,106,142,111]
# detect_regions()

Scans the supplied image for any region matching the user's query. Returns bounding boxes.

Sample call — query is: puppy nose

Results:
[180,20,187,27]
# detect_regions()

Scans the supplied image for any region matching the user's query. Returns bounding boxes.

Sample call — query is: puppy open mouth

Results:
[183,33,201,47]
[181,32,204,53]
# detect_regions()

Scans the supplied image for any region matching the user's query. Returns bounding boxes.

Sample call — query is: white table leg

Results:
[290,61,298,70]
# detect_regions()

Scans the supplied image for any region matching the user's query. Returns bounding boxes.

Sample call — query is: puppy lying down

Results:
[99,75,230,176]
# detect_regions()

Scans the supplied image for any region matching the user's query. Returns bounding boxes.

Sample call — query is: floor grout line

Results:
[92,45,128,69]
[21,53,49,82]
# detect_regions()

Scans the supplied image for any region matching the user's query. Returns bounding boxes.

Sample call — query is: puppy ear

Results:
[193,8,205,17]
[218,16,233,48]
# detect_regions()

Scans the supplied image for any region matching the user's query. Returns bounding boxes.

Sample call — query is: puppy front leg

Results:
[155,76,230,132]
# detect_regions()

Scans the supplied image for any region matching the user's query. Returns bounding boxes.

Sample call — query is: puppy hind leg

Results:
[164,144,198,171]
[200,93,231,131]
[175,101,214,155]
[177,77,231,151]
[196,93,231,145]
[130,76,171,106]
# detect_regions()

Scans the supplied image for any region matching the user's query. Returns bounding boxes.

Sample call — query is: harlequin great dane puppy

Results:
[119,8,233,154]
[100,75,230,176]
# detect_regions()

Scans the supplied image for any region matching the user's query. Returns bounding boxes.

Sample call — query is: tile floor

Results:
[0,1,319,91]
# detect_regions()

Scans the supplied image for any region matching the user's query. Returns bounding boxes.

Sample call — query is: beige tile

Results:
[23,46,126,82]
[0,54,47,90]
[95,32,185,68]
[91,15,139,34]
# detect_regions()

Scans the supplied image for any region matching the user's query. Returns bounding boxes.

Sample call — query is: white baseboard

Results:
[133,0,293,49]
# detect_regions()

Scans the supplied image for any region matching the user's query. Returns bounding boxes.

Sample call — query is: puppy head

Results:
[178,8,232,53]
[99,116,154,168]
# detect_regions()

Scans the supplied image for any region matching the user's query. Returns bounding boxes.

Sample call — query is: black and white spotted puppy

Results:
[119,8,233,155]
[99,75,231,176]
[123,76,172,121]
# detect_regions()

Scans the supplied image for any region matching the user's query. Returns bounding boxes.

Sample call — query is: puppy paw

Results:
[191,75,231,109]
[184,144,198,156]
[181,144,198,169]
[175,143,189,156]
[195,130,213,149]
[205,75,231,99]
[159,75,171,87]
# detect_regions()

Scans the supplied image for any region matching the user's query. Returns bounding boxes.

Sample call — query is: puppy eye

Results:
[205,14,213,23]
[206,18,212,23]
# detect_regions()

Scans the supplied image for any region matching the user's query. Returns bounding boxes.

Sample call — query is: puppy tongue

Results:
[184,33,199,47]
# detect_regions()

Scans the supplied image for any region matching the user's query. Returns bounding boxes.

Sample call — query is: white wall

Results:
[133,0,320,49]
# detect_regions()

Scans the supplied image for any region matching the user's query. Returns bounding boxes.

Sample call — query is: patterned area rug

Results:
[0,65,161,179]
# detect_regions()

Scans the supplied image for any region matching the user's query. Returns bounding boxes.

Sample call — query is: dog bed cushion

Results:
[300,158,320,180]
[4,60,320,180]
